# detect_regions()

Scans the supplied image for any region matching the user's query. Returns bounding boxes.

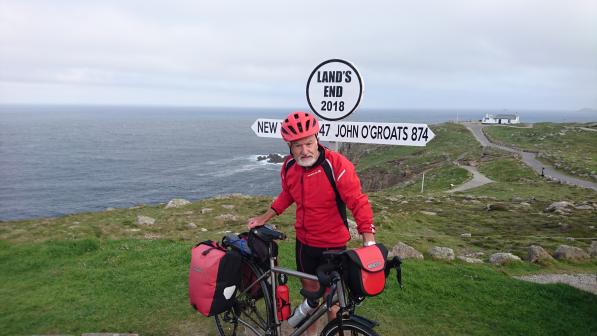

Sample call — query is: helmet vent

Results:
[305,120,311,130]
[297,122,303,132]
[294,113,299,119]
[287,125,297,135]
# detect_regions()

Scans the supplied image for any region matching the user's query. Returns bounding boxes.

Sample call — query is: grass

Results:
[345,123,483,191]
[483,123,597,180]
[1,122,596,335]
[1,239,596,336]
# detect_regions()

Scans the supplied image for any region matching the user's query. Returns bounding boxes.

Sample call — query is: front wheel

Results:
[320,320,380,336]
[214,259,274,336]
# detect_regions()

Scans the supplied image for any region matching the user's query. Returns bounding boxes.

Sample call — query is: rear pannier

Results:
[189,240,241,317]
[344,244,389,297]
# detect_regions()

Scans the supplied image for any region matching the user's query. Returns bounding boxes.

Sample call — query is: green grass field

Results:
[1,239,595,336]
[483,123,597,180]
[1,122,596,335]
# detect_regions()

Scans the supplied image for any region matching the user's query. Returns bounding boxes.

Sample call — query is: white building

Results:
[482,113,520,124]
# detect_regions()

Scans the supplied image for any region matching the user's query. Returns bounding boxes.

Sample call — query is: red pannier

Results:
[344,244,388,297]
[189,240,241,317]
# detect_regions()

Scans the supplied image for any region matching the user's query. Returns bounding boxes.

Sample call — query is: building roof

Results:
[495,114,518,119]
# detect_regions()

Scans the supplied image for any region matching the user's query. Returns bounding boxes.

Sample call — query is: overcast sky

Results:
[1,0,595,110]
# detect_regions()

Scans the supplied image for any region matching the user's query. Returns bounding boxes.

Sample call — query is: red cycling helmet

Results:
[280,111,320,142]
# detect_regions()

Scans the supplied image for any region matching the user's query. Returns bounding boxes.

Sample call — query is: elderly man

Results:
[248,111,375,334]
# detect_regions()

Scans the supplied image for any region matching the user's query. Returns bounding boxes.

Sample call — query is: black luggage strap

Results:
[384,256,403,288]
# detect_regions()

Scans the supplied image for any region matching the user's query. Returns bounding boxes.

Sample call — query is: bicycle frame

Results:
[236,245,348,336]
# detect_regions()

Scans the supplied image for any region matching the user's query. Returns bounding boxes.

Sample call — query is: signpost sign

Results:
[306,59,364,121]
[251,119,435,147]
[252,58,437,148]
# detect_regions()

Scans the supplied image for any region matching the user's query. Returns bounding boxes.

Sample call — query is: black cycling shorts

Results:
[295,239,346,275]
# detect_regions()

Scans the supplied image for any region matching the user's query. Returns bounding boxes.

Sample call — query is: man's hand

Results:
[362,232,376,246]
[247,208,277,229]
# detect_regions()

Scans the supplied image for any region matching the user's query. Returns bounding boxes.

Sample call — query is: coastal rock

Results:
[144,233,161,240]
[221,204,235,210]
[554,245,589,262]
[106,207,116,211]
[347,219,360,240]
[575,205,594,210]
[136,215,155,226]
[461,233,472,238]
[215,214,238,221]
[257,153,285,163]
[420,211,437,216]
[186,222,197,229]
[201,208,213,214]
[526,245,554,264]
[589,241,597,257]
[428,246,455,261]
[457,256,484,264]
[165,198,191,209]
[489,253,521,265]
[486,203,508,211]
[544,201,574,213]
[389,242,424,260]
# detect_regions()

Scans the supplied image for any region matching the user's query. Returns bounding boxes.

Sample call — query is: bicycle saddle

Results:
[251,224,286,242]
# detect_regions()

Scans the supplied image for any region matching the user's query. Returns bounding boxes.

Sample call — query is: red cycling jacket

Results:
[271,145,375,248]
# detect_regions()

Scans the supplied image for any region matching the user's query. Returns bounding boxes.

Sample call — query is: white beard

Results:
[296,156,317,167]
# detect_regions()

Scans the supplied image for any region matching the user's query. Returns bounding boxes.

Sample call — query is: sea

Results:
[0,105,595,221]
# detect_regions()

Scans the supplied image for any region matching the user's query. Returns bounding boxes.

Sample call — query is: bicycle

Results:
[214,225,402,336]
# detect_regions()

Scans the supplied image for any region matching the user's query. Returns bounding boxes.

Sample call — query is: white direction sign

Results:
[251,119,435,146]
[306,59,363,121]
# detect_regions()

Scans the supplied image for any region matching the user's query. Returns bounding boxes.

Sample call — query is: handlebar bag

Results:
[189,240,241,317]
[344,243,388,297]
[248,231,278,268]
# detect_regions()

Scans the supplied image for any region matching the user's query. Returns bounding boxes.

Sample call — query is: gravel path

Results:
[463,122,597,191]
[513,273,597,295]
[448,164,494,192]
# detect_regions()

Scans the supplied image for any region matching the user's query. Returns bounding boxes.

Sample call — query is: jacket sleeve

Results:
[271,160,295,215]
[335,156,375,234]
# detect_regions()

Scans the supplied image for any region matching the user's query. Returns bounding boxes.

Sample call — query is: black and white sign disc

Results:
[306,59,363,121]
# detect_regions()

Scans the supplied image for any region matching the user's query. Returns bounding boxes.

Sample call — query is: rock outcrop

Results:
[554,245,590,262]
[388,242,424,260]
[526,245,555,264]
[136,215,155,226]
[165,198,191,209]
[489,253,521,265]
[428,246,455,261]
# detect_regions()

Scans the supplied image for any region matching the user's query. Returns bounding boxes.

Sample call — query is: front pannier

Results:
[189,240,241,317]
[344,244,389,297]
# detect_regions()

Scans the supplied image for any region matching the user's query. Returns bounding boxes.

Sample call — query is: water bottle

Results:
[276,284,291,320]
[287,298,318,327]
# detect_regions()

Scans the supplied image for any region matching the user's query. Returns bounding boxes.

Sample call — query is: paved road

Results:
[464,122,597,192]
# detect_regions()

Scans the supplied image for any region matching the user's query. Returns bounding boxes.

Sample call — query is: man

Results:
[248,111,375,333]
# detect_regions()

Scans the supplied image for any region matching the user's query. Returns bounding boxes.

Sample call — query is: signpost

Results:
[251,119,435,147]
[251,58,436,148]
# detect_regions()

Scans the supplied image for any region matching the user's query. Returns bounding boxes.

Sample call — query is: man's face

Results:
[289,135,319,167]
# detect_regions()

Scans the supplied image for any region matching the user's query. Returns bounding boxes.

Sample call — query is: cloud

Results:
[0,0,595,109]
